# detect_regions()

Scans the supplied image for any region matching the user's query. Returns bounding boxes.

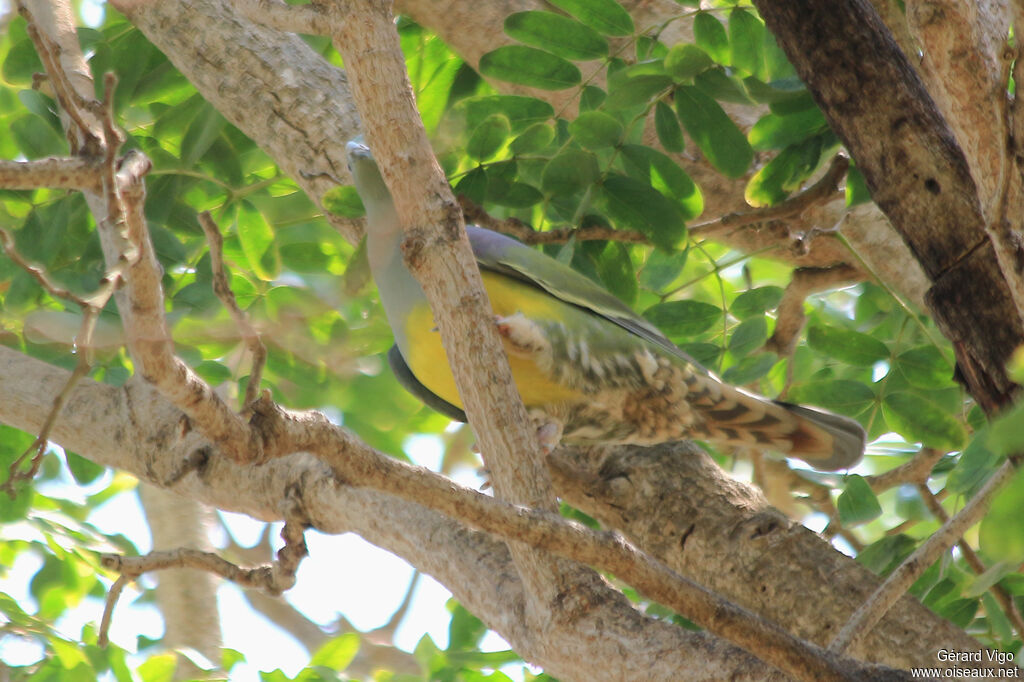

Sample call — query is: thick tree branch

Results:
[754,0,1024,412]
[0,345,996,676]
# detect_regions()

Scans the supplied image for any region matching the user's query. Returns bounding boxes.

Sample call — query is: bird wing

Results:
[466,226,706,370]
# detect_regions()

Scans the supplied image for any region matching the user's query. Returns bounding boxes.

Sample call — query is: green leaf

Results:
[857,534,917,576]
[807,325,890,366]
[981,467,1024,564]
[460,95,555,132]
[600,174,687,250]
[727,316,768,357]
[619,144,702,219]
[541,150,600,195]
[580,84,607,111]
[569,110,623,149]
[721,352,778,385]
[11,114,67,158]
[3,39,44,85]
[467,114,510,161]
[605,74,673,110]
[845,165,871,206]
[310,633,360,671]
[180,102,226,165]
[504,12,608,60]
[882,392,966,451]
[694,13,730,65]
[18,90,61,133]
[510,122,555,153]
[639,246,686,291]
[490,182,543,208]
[236,204,278,281]
[894,346,952,389]
[664,44,713,82]
[447,603,487,651]
[937,598,978,629]
[728,9,765,77]
[321,186,365,218]
[547,0,634,37]
[748,108,828,151]
[947,430,1002,495]
[674,85,752,178]
[837,474,882,525]
[479,46,581,90]
[989,402,1024,456]
[642,300,721,337]
[596,242,637,305]
[454,166,488,204]
[654,100,684,153]
[65,451,104,485]
[786,379,875,416]
[744,137,826,207]
[138,654,177,682]
[731,286,784,318]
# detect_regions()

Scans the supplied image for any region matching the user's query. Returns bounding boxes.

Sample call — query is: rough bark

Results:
[550,445,991,672]
[0,346,789,681]
[755,0,1024,412]
[0,345,989,676]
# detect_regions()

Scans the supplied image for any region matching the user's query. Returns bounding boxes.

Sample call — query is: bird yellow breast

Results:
[404,271,582,409]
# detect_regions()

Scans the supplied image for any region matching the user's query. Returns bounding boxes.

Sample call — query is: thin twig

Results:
[916,482,1024,640]
[689,156,850,238]
[99,508,309,648]
[864,448,946,493]
[198,211,267,407]
[829,460,1016,654]
[458,196,648,245]
[0,227,127,495]
[19,4,99,155]
[764,263,862,357]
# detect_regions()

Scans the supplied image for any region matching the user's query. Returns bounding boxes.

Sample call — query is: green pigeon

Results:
[346,140,865,470]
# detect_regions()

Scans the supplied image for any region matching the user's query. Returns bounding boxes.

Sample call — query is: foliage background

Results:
[1,0,1023,679]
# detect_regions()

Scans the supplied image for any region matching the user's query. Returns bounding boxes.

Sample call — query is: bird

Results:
[346,140,865,471]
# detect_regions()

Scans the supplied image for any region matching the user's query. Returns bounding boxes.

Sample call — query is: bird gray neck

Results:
[365,204,425,357]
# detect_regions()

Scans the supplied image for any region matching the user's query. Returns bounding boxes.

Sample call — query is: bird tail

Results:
[695,383,866,471]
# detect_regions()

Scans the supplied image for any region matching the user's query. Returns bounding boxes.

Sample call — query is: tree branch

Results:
[199,211,267,408]
[0,157,102,191]
[830,460,1015,653]
[235,0,332,35]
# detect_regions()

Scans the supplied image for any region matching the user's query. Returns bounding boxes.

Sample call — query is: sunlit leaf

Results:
[547,0,634,37]
[674,86,752,178]
[807,325,890,366]
[654,100,684,153]
[479,46,581,90]
[694,13,729,65]
[467,114,510,161]
[643,300,721,337]
[569,111,624,149]
[541,150,600,196]
[837,474,882,525]
[600,174,687,249]
[882,392,966,451]
[504,11,608,60]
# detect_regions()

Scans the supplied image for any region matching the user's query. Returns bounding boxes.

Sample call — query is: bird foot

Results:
[529,409,563,454]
